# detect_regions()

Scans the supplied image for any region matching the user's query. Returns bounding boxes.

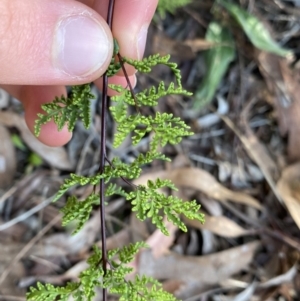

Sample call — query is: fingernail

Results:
[54,15,110,77]
[137,25,148,60]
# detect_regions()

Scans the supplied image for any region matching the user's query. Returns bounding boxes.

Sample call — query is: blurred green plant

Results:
[218,0,291,57]
[194,22,235,110]
[28,152,43,167]
[157,0,192,17]
[11,133,43,173]
[11,133,27,151]
[193,0,292,111]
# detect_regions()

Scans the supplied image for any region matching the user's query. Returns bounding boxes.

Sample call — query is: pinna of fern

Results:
[26,243,178,301]
[34,84,94,137]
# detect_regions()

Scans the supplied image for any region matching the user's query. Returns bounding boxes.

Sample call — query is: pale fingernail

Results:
[137,25,148,60]
[54,15,110,77]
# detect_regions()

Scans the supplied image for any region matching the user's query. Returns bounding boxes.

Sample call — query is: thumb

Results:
[0,0,113,85]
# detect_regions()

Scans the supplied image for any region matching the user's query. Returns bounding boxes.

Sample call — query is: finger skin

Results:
[2,84,72,146]
[92,0,159,74]
[0,0,113,85]
[23,86,73,147]
[112,0,158,60]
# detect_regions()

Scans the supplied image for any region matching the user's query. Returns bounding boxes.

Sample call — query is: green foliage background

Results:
[157,0,192,17]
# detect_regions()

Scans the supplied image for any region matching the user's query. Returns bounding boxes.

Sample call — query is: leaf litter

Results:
[1,1,300,300]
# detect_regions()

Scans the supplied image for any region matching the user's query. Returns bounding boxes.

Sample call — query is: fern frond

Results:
[105,183,127,197]
[60,194,100,234]
[103,152,168,183]
[55,152,169,204]
[103,157,142,182]
[117,242,148,264]
[34,84,94,136]
[27,243,178,301]
[112,114,144,147]
[110,81,192,108]
[109,96,128,122]
[87,245,103,267]
[135,81,192,106]
[79,268,103,301]
[26,282,80,301]
[106,58,121,77]
[104,243,177,301]
[112,111,192,149]
[53,173,104,202]
[122,54,183,87]
[106,39,122,77]
[148,112,193,151]
[132,151,170,169]
[112,275,178,301]
[78,246,104,301]
[30,34,201,301]
[127,179,204,235]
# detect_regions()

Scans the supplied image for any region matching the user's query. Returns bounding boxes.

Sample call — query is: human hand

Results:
[0,0,158,146]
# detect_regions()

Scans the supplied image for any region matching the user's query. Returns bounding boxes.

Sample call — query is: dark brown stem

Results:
[99,3,140,300]
[99,0,115,300]
[117,53,140,112]
[105,156,138,189]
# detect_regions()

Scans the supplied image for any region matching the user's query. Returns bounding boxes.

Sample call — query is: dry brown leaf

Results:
[139,241,260,282]
[130,214,150,243]
[96,228,131,250]
[277,162,300,229]
[0,262,25,297]
[162,279,185,295]
[184,39,217,52]
[0,217,29,242]
[257,52,300,162]
[146,219,177,258]
[1,242,68,264]
[184,215,252,238]
[259,265,297,288]
[199,196,223,216]
[0,111,73,170]
[232,282,257,301]
[241,98,279,182]
[41,211,100,255]
[134,168,262,209]
[152,34,194,59]
[222,114,283,205]
[139,241,260,299]
[152,34,215,59]
[0,124,16,188]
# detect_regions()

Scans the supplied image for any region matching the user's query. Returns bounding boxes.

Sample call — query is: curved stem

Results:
[105,156,138,189]
[117,53,140,113]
